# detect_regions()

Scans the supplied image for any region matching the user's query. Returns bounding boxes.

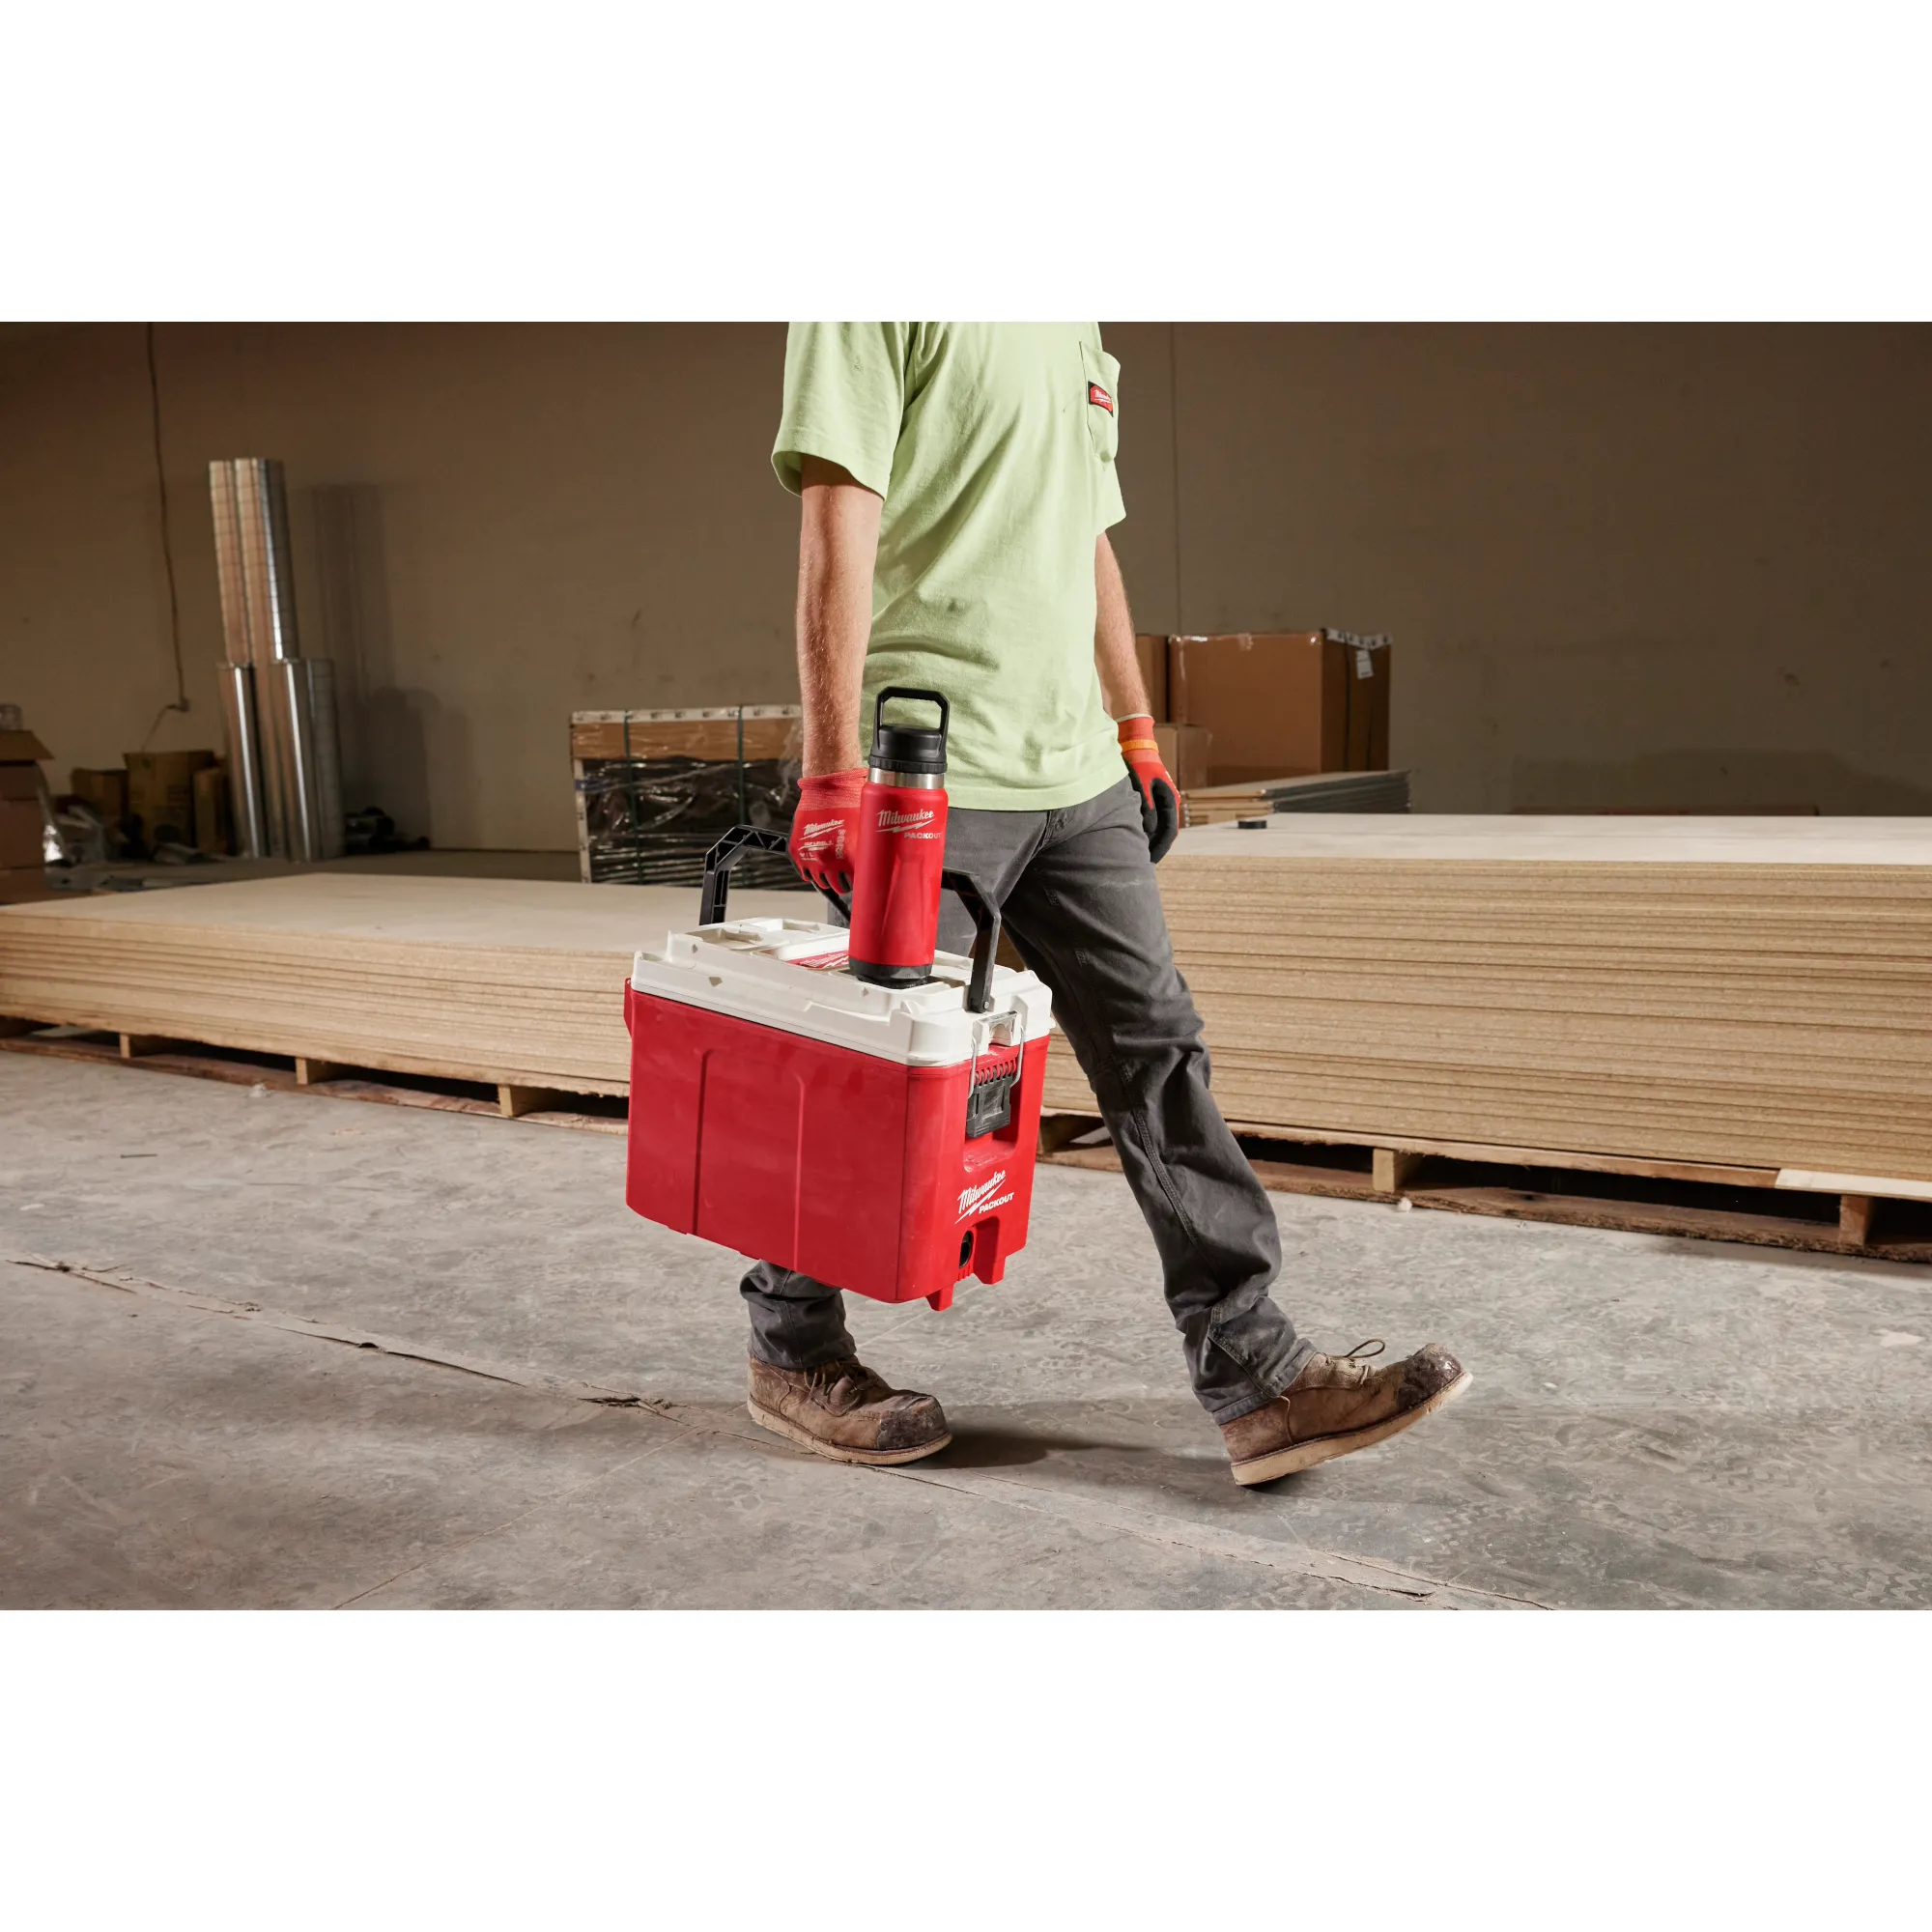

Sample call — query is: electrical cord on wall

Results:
[1168,322,1183,630]
[140,320,190,752]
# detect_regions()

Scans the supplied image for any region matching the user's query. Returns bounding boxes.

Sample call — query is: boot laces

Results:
[807,1358,886,1406]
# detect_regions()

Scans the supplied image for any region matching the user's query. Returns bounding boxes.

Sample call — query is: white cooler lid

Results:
[631,915,1053,1067]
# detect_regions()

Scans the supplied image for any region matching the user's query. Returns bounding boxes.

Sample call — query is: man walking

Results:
[744,323,1467,1487]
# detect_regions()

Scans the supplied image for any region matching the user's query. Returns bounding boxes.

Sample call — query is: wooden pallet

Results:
[14,1011,1931,1262]
[1,1023,628,1136]
[1037,1112,1932,1264]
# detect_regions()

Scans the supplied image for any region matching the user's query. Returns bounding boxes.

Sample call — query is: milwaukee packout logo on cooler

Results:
[876,807,935,832]
[1088,382,1114,414]
[959,1172,1004,1214]
[951,1167,1012,1213]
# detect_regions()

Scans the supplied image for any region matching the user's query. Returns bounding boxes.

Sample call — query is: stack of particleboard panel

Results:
[1184,770,1411,825]
[1040,816,1932,1190]
[0,873,815,1095]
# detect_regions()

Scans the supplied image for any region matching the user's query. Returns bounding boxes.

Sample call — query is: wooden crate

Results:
[570,706,801,887]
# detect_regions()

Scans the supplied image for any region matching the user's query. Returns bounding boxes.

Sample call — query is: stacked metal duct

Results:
[209,459,345,862]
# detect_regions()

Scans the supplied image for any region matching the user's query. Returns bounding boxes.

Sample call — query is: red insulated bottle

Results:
[847,687,951,987]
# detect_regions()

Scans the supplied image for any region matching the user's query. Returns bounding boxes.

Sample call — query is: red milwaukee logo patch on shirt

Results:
[1088,383,1114,414]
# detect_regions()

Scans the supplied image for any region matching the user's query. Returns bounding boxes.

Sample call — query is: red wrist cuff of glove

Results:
[1117,713,1159,757]
[797,768,866,809]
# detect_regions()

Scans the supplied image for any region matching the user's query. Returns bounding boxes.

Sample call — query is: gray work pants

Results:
[740,777,1312,1425]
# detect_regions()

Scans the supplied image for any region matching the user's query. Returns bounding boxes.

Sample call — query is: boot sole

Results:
[1230,1370,1473,1487]
[747,1398,952,1466]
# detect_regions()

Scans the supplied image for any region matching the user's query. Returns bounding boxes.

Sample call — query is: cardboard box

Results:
[193,764,234,856]
[1133,635,1169,721]
[0,798,44,868]
[69,767,129,824]
[1152,722,1212,791]
[1,764,42,802]
[0,863,52,904]
[125,750,216,847]
[1166,631,1391,785]
[1339,633,1391,771]
[0,729,52,763]
[1167,632,1340,782]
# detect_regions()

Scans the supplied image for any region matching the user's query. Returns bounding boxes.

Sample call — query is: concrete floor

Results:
[4,1050,1930,1609]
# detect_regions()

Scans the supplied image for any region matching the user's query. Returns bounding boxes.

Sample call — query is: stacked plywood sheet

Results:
[0,873,814,1095]
[1041,816,1932,1187]
[1184,770,1411,824]
[14,821,1931,1190]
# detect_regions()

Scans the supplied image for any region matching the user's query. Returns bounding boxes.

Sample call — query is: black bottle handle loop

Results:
[870,686,951,750]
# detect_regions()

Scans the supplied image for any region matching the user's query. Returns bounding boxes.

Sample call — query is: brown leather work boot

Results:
[747,1357,952,1466]
[1220,1340,1470,1487]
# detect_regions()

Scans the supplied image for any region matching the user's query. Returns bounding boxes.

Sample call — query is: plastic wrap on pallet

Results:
[578,754,801,888]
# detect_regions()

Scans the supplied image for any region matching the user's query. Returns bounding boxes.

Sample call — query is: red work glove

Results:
[788,769,866,892]
[1118,715,1181,864]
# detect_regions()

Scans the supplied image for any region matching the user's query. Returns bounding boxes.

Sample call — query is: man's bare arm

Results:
[796,455,884,776]
[1094,531,1151,718]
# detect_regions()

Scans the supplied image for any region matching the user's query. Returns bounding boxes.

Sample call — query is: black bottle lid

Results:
[868,687,949,775]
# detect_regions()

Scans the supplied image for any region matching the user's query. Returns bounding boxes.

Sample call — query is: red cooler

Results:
[624,839,1054,1311]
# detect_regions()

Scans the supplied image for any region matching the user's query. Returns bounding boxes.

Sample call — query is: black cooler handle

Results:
[939,871,1000,1016]
[699,824,848,925]
[699,828,1001,1016]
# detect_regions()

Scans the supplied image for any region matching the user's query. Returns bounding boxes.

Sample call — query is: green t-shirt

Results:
[773,323,1127,811]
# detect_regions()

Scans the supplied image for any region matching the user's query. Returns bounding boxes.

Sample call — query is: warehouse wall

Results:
[3,321,1928,848]
[0,323,798,849]
[1110,323,1932,815]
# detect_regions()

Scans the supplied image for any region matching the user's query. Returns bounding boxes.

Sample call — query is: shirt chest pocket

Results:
[1079,343,1120,463]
